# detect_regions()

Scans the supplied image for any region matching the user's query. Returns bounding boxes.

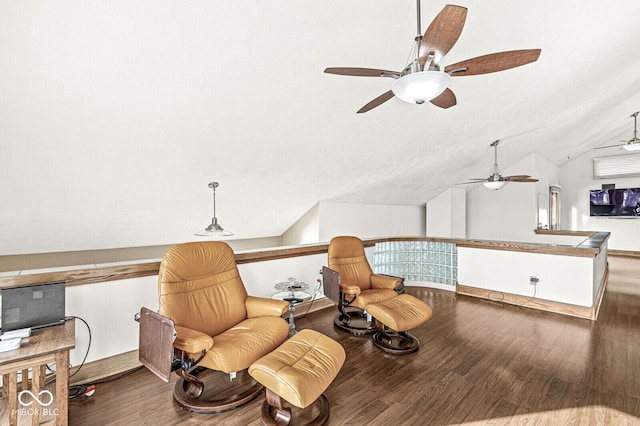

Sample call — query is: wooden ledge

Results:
[533,229,594,236]
[0,234,610,289]
[368,235,608,258]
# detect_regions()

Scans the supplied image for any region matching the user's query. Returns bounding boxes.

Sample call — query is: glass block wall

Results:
[372,241,457,287]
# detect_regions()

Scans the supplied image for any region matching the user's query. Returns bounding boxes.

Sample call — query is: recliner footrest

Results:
[249,329,345,408]
[366,294,432,332]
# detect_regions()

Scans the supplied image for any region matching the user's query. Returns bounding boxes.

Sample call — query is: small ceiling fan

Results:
[595,111,640,151]
[458,140,539,190]
[324,1,541,113]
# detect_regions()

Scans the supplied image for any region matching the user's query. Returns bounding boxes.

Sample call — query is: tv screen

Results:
[590,188,640,217]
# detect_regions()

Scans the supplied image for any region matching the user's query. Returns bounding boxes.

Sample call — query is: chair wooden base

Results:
[173,368,263,414]
[260,389,330,426]
[372,322,420,355]
[333,309,375,335]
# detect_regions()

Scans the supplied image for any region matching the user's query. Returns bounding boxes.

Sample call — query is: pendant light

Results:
[195,182,233,237]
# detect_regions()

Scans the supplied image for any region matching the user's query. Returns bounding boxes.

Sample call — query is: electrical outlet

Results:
[530,276,539,286]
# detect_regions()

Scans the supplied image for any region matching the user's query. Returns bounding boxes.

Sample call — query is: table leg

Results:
[8,371,17,426]
[39,365,46,388]
[31,365,43,426]
[55,350,69,426]
[2,373,7,398]
[21,369,29,392]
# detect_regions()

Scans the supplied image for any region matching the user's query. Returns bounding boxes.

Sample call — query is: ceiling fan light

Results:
[391,71,450,104]
[483,180,508,190]
[622,143,640,151]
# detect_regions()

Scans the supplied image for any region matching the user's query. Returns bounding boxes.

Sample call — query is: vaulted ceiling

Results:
[2,1,640,255]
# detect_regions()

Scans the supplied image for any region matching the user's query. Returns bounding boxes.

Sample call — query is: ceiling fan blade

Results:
[503,175,531,179]
[508,178,539,182]
[594,143,624,150]
[430,88,457,109]
[419,5,467,67]
[324,67,400,77]
[456,181,486,185]
[445,49,541,76]
[357,90,395,114]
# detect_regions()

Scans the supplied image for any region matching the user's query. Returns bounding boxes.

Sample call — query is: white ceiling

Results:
[2,0,640,255]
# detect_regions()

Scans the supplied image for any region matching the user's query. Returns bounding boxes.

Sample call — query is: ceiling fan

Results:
[595,111,640,151]
[324,1,541,113]
[458,140,539,190]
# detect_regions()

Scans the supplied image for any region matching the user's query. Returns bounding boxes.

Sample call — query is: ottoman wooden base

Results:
[249,329,346,426]
[173,368,263,413]
[260,389,330,426]
[366,294,433,355]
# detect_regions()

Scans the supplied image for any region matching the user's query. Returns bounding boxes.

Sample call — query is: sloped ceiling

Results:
[2,0,640,255]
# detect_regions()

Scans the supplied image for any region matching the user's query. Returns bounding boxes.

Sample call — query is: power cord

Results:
[69,366,144,399]
[45,316,91,385]
[68,316,92,379]
[487,291,505,302]
[485,285,537,307]
[516,284,537,307]
[299,278,322,318]
[69,384,95,399]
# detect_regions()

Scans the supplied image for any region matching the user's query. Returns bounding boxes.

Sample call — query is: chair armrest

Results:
[371,274,403,291]
[173,325,214,354]
[246,295,289,318]
[340,284,361,297]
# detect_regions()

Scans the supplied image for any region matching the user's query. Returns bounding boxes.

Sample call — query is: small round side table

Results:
[272,277,311,337]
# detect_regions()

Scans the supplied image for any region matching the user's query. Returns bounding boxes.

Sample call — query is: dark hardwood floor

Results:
[67,256,640,425]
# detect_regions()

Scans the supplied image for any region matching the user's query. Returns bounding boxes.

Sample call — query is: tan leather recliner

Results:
[156,241,290,413]
[323,236,404,334]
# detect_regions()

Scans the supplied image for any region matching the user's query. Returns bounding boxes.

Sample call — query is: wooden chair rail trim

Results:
[0,234,610,290]
[609,249,640,258]
[457,284,595,320]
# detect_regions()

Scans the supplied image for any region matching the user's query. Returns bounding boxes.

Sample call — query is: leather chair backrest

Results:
[328,236,373,291]
[158,241,248,337]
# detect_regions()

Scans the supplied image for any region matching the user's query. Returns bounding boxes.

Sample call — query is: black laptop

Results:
[1,281,66,332]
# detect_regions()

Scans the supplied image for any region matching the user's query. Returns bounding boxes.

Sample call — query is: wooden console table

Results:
[0,319,75,426]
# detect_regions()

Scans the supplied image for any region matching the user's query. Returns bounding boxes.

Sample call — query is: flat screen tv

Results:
[590,188,640,217]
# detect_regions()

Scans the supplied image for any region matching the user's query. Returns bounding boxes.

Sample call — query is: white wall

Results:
[281,201,425,246]
[466,155,537,242]
[593,245,607,301]
[458,247,595,307]
[236,253,326,299]
[318,202,425,242]
[426,187,466,238]
[66,274,158,366]
[281,204,320,246]
[466,153,558,243]
[559,150,640,251]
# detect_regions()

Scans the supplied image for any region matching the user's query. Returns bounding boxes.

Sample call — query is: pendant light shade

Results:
[622,142,640,151]
[622,112,640,151]
[195,182,233,237]
[482,180,508,190]
[391,71,450,104]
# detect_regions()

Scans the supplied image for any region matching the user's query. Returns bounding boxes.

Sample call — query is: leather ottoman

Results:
[366,293,433,354]
[249,329,345,425]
